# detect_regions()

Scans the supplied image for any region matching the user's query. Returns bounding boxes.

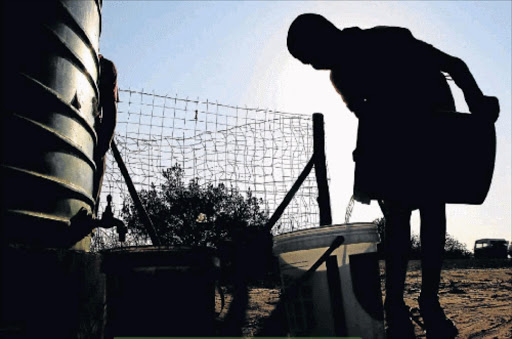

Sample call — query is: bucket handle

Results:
[281,235,345,301]
[256,236,345,336]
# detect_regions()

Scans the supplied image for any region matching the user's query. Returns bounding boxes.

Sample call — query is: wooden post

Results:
[313,113,332,226]
[265,156,314,233]
[111,140,161,246]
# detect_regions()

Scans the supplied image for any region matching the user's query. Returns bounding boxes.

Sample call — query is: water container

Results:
[1,0,102,250]
[102,246,218,338]
[354,112,496,205]
[273,223,385,338]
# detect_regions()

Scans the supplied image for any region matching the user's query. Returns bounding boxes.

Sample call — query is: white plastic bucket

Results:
[273,223,385,338]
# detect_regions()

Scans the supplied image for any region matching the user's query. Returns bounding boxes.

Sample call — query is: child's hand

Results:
[470,95,500,122]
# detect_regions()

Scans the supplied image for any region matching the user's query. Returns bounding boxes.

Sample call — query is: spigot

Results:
[99,194,127,242]
[68,195,127,245]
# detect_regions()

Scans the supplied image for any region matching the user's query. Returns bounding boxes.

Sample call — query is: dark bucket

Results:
[1,0,101,250]
[354,111,496,204]
[431,112,496,204]
[101,246,218,338]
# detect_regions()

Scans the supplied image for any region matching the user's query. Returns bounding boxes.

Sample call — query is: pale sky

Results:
[100,1,511,251]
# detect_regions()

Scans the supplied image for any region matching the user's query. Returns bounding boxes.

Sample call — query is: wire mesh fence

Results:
[97,88,323,245]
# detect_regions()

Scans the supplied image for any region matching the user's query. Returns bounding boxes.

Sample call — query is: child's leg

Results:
[418,202,458,338]
[419,202,446,299]
[379,200,415,338]
[380,200,412,305]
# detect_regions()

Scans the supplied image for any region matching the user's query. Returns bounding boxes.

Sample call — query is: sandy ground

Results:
[215,259,512,338]
[403,263,512,339]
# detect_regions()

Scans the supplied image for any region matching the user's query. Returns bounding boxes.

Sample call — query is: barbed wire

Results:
[98,88,322,239]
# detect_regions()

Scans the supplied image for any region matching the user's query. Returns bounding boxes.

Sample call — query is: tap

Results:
[97,194,127,242]
[69,195,127,245]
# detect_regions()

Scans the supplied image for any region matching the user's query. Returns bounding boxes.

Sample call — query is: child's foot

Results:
[385,301,416,339]
[418,295,458,339]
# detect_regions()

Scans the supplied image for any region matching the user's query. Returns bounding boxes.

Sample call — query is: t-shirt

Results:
[329,26,457,203]
[330,26,455,117]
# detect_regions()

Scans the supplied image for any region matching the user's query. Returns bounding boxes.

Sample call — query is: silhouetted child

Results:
[94,54,119,215]
[287,13,499,339]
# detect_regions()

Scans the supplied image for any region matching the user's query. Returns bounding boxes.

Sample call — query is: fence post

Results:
[111,140,161,246]
[265,157,314,233]
[313,113,332,226]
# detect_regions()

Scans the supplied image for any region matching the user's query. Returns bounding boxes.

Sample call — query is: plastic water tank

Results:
[1,0,102,249]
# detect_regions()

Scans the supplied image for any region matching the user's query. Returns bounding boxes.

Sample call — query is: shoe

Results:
[418,295,458,339]
[385,301,416,339]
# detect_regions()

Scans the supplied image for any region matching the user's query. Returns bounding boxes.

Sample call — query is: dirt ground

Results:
[215,259,512,338]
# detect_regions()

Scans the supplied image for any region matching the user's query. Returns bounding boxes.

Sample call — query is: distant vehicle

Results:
[474,238,509,259]
[508,243,512,258]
